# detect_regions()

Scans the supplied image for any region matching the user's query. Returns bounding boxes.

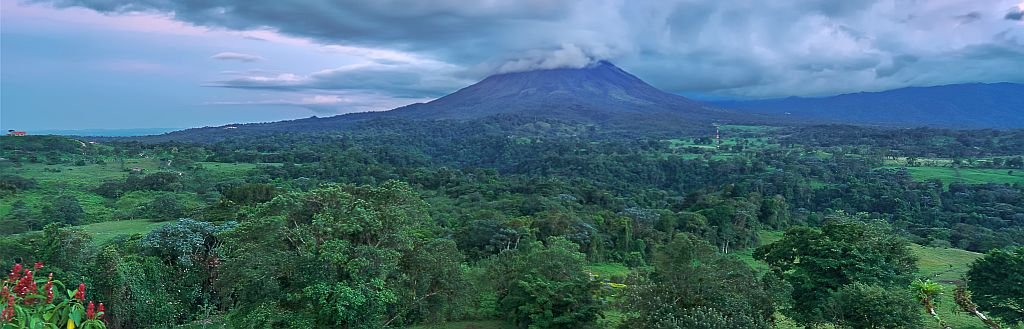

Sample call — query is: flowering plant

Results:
[1,263,105,329]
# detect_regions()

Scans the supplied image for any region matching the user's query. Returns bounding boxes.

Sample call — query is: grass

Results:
[0,160,270,222]
[587,262,632,279]
[719,125,777,134]
[894,166,1024,186]
[909,245,998,329]
[8,219,168,245]
[76,219,168,245]
[912,244,983,283]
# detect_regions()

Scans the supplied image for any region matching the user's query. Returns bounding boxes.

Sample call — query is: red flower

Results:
[14,270,33,297]
[8,264,22,282]
[44,278,54,304]
[97,303,105,319]
[1,294,13,321]
[33,262,43,271]
[86,301,96,320]
[75,283,86,302]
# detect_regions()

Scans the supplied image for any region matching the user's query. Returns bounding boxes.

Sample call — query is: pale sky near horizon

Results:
[2,0,1023,130]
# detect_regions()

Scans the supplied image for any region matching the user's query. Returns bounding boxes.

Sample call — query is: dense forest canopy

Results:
[2,122,1023,329]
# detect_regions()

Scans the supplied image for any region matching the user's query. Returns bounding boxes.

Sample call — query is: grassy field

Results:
[910,245,992,329]
[893,166,1024,186]
[587,262,632,279]
[913,244,984,283]
[0,160,273,222]
[77,219,169,245]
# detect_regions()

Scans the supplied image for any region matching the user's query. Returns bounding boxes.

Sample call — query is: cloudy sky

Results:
[2,0,1023,130]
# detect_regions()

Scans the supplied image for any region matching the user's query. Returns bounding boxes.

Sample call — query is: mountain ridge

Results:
[712,82,1024,129]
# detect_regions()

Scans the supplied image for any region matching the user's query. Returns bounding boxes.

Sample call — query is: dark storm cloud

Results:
[955,11,982,24]
[207,62,470,98]
[1007,7,1024,20]
[33,0,1024,97]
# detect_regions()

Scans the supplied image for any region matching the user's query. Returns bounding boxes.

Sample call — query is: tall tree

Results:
[755,220,918,327]
[490,237,602,329]
[43,195,85,226]
[217,181,464,329]
[966,247,1024,325]
[619,234,778,329]
[825,283,923,329]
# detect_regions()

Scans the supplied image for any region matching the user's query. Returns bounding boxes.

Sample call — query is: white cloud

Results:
[207,93,432,114]
[211,52,264,62]
[206,61,470,98]
[25,0,1024,98]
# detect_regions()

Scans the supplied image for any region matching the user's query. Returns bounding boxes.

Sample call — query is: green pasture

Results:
[77,219,169,245]
[0,160,269,221]
[893,166,1024,186]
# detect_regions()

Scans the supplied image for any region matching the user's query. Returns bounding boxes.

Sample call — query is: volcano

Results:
[141,61,760,142]
[378,61,751,129]
[389,61,717,118]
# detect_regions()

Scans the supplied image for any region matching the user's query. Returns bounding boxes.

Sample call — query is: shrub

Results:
[1,263,107,328]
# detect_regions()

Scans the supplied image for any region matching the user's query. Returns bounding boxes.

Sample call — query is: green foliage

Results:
[39,225,94,275]
[140,219,232,267]
[824,283,923,329]
[619,234,778,329]
[0,201,36,235]
[144,195,186,221]
[910,279,949,329]
[4,123,1024,329]
[689,194,762,253]
[966,247,1024,325]
[490,237,602,329]
[1,263,107,329]
[755,220,919,327]
[43,195,86,226]
[0,175,37,194]
[92,246,183,328]
[217,181,464,328]
[221,183,277,206]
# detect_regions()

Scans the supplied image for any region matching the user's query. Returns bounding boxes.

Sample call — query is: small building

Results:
[6,130,27,136]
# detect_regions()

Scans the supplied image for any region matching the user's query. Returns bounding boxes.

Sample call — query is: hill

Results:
[712,83,1024,129]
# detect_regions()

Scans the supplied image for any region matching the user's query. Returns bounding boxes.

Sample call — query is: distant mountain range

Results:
[711,83,1024,129]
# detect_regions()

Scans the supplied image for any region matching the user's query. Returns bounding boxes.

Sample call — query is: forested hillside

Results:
[2,123,1023,329]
